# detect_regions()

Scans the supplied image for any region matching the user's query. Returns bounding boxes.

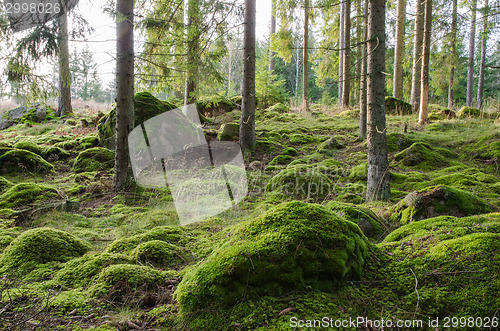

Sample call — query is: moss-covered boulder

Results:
[326,201,384,238]
[0,228,91,275]
[130,240,188,268]
[391,185,493,224]
[197,95,235,117]
[97,92,177,149]
[0,103,50,130]
[217,123,240,141]
[268,102,289,113]
[456,106,482,118]
[268,154,294,166]
[0,183,58,208]
[267,164,335,199]
[52,252,132,288]
[289,134,317,145]
[394,142,449,169]
[43,146,71,160]
[13,141,44,156]
[385,96,412,115]
[428,104,456,120]
[317,137,344,156]
[175,201,369,312]
[91,264,177,306]
[348,162,367,181]
[0,149,54,173]
[386,133,417,152]
[73,147,115,173]
[0,176,13,194]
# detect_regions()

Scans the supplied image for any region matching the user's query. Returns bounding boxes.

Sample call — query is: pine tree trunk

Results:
[184,0,199,106]
[359,0,368,140]
[303,0,309,111]
[114,0,135,192]
[410,0,424,113]
[393,0,406,100]
[240,0,256,155]
[448,0,457,110]
[57,2,72,117]
[354,0,362,105]
[476,0,489,109]
[366,0,390,201]
[418,0,432,125]
[269,0,276,73]
[338,1,344,107]
[341,0,351,108]
[466,0,477,107]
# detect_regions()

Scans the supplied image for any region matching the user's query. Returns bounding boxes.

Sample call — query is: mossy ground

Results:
[0,99,499,330]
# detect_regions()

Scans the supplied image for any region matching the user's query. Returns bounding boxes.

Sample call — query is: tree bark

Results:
[303,0,309,111]
[57,1,72,117]
[269,0,276,73]
[240,0,256,155]
[448,0,457,110]
[393,0,406,100]
[366,0,390,201]
[338,1,344,107]
[410,0,424,113]
[466,0,477,107]
[341,0,351,108]
[418,0,432,125]
[184,0,199,106]
[114,0,135,191]
[476,0,489,109]
[359,0,368,140]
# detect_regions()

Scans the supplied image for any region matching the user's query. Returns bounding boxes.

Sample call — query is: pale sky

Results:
[72,0,273,85]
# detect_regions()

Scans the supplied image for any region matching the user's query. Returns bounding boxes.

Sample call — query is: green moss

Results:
[317,137,344,156]
[289,134,317,145]
[456,106,482,118]
[267,164,335,199]
[12,141,44,155]
[428,104,456,120]
[175,201,369,312]
[268,154,294,166]
[43,146,71,160]
[217,123,239,141]
[391,185,493,224]
[0,176,13,193]
[0,149,54,173]
[78,135,99,150]
[0,183,58,208]
[106,226,190,254]
[325,201,383,238]
[283,147,299,156]
[385,96,412,115]
[338,109,360,117]
[73,147,115,173]
[348,162,367,181]
[98,92,177,148]
[394,142,449,169]
[0,228,91,275]
[197,95,235,116]
[130,240,188,268]
[0,147,12,157]
[91,264,177,305]
[54,140,78,151]
[52,252,132,288]
[386,133,417,152]
[268,102,289,113]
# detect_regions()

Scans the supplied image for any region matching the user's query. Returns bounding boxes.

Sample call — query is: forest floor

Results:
[0,99,499,330]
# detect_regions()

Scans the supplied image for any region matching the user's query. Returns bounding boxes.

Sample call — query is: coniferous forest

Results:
[0,0,499,329]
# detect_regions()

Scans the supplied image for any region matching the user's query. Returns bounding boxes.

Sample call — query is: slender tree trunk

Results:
[410,0,424,113]
[240,0,256,155]
[114,0,135,191]
[466,0,477,107]
[476,0,489,109]
[302,0,309,111]
[359,0,368,140]
[393,0,406,100]
[354,0,362,105]
[57,1,72,117]
[227,41,233,95]
[418,0,432,125]
[184,0,199,106]
[342,0,351,108]
[269,0,276,73]
[448,0,457,110]
[366,0,390,201]
[338,1,344,107]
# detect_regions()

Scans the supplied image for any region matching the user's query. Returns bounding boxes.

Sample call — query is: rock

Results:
[130,240,187,268]
[326,201,384,238]
[318,137,344,155]
[0,103,50,130]
[386,133,417,152]
[13,141,44,156]
[0,149,54,174]
[391,185,493,224]
[456,106,483,118]
[217,123,240,141]
[385,96,412,115]
[248,160,262,170]
[428,104,456,120]
[175,201,369,311]
[197,95,235,118]
[268,103,289,113]
[73,147,115,173]
[0,183,58,209]
[394,142,449,170]
[97,92,177,149]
